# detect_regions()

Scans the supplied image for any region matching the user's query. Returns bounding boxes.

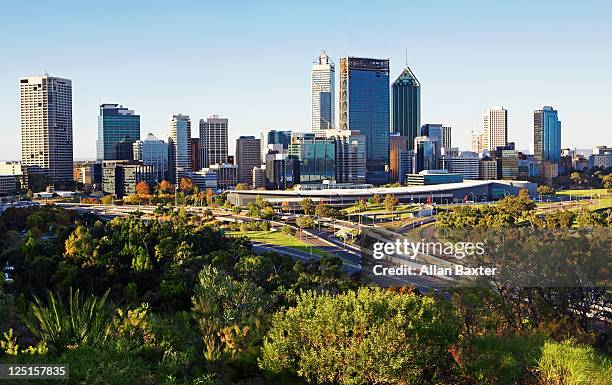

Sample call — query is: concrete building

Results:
[398,150,414,185]
[449,151,480,180]
[235,136,261,185]
[205,163,237,189]
[199,116,228,168]
[102,160,156,198]
[168,114,191,184]
[0,175,18,195]
[312,51,335,135]
[483,106,508,151]
[264,152,297,190]
[326,129,366,184]
[133,133,169,182]
[184,170,217,190]
[391,66,420,151]
[253,166,266,189]
[479,158,498,180]
[189,138,200,172]
[96,104,140,161]
[20,75,73,187]
[261,130,291,159]
[589,146,612,169]
[0,161,27,189]
[414,136,438,172]
[340,57,390,184]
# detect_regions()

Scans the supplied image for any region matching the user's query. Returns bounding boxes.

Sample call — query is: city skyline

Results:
[1,1,611,161]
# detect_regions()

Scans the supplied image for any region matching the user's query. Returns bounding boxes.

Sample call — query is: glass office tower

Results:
[392,66,420,151]
[534,106,561,164]
[289,134,336,184]
[96,104,140,161]
[339,57,390,184]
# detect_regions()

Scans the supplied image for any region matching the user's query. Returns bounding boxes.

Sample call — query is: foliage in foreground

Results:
[538,339,612,385]
[260,287,458,384]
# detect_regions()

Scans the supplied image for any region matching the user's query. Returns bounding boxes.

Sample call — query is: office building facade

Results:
[20,75,73,187]
[483,106,508,151]
[96,104,140,161]
[534,106,561,164]
[414,136,438,172]
[449,151,480,180]
[327,129,366,184]
[312,51,335,135]
[133,133,169,182]
[391,66,420,150]
[389,133,408,183]
[168,114,191,184]
[199,116,228,168]
[289,133,335,184]
[236,136,261,185]
[102,160,156,198]
[340,57,390,184]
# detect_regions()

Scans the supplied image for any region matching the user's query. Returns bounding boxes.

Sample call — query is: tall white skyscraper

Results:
[311,51,335,136]
[168,114,191,184]
[20,74,73,187]
[199,115,228,168]
[483,106,508,151]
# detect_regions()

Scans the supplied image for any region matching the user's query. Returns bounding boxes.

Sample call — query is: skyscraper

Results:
[168,114,191,184]
[312,51,335,135]
[199,116,228,168]
[389,133,408,183]
[189,138,200,171]
[235,136,261,185]
[339,57,390,184]
[483,106,508,151]
[534,106,561,164]
[20,74,73,188]
[392,66,420,150]
[133,133,169,182]
[96,104,140,161]
[414,136,437,172]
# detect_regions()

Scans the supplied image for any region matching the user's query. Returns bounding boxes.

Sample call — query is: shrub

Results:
[260,287,458,384]
[538,340,611,385]
[461,333,543,385]
[23,288,114,352]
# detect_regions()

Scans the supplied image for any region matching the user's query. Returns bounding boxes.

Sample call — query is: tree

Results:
[101,195,113,205]
[64,225,95,267]
[135,181,150,196]
[295,215,315,229]
[179,177,194,193]
[260,288,457,384]
[384,194,399,212]
[537,185,555,196]
[159,180,174,195]
[235,183,250,190]
[300,198,315,215]
[603,174,612,190]
[205,188,214,206]
[370,193,383,206]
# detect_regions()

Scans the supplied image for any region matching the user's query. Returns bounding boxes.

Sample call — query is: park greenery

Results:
[0,191,610,384]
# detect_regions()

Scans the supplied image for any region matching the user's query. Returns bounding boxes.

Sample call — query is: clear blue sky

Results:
[1,0,611,160]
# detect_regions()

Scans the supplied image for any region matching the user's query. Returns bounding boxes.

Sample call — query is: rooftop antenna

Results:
[405,49,408,67]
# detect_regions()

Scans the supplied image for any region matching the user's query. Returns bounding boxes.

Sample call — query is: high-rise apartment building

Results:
[189,138,200,171]
[96,104,140,161]
[339,57,390,184]
[199,116,228,168]
[534,106,561,164]
[20,74,73,187]
[391,66,420,150]
[414,136,438,173]
[168,114,191,184]
[441,126,452,149]
[133,133,169,182]
[312,51,335,135]
[235,136,261,185]
[483,106,508,151]
[449,151,480,180]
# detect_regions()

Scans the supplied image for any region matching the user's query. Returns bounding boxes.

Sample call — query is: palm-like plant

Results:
[23,287,114,351]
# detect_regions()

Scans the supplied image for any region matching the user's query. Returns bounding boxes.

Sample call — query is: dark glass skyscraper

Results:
[96,104,140,161]
[392,67,420,151]
[340,57,390,185]
[534,106,561,164]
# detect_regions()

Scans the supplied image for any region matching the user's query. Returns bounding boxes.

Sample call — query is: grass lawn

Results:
[556,189,609,197]
[226,230,335,259]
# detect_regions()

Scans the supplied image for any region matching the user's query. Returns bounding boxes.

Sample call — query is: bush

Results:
[260,287,458,384]
[538,340,611,385]
[460,333,543,385]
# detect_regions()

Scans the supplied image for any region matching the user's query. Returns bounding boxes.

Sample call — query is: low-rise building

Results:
[406,170,464,186]
[102,160,156,198]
